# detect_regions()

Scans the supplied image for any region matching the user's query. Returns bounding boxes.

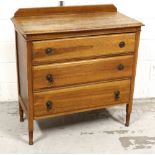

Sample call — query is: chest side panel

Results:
[17,33,28,106]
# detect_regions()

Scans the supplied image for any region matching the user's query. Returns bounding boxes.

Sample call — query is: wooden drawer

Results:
[33,55,133,91]
[34,79,130,118]
[32,33,135,65]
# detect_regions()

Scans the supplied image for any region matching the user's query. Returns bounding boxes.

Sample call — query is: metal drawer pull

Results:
[46,74,53,83]
[119,41,125,48]
[46,100,53,110]
[117,64,124,71]
[114,90,120,100]
[45,48,53,55]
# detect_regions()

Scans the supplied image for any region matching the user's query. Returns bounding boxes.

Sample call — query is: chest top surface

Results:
[12,4,143,36]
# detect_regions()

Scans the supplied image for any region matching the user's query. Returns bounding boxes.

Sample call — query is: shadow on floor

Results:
[34,107,126,143]
[36,108,125,130]
[1,102,126,144]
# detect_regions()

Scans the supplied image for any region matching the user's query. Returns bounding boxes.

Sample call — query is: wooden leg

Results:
[125,104,131,127]
[28,119,34,145]
[29,130,33,145]
[19,102,24,122]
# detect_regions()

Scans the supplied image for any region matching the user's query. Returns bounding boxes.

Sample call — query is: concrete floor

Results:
[0,99,155,153]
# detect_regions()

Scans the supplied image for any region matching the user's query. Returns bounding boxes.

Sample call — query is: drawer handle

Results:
[46,100,53,110]
[46,74,53,83]
[114,90,120,100]
[117,64,125,71]
[45,48,53,55]
[119,41,125,48]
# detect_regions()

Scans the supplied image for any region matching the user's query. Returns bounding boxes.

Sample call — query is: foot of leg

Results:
[125,104,131,127]
[29,131,33,145]
[19,103,24,122]
[125,112,130,127]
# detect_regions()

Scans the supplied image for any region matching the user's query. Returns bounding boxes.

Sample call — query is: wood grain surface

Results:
[32,33,135,65]
[33,55,133,91]
[13,4,117,17]
[12,4,143,144]
[11,5,143,35]
[16,32,28,106]
[34,79,130,118]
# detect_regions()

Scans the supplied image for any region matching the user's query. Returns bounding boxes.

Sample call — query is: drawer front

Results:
[34,79,130,118]
[32,33,135,65]
[33,55,133,91]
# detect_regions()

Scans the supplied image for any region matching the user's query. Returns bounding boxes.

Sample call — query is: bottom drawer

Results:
[34,79,130,118]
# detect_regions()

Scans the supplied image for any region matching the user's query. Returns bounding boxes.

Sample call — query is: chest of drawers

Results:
[12,4,143,144]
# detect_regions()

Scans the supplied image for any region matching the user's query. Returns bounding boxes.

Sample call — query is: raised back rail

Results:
[14,4,117,17]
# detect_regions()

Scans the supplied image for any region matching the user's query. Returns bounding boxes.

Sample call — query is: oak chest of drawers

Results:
[12,4,143,144]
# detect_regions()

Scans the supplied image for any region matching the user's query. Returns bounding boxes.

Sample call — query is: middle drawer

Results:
[33,55,133,91]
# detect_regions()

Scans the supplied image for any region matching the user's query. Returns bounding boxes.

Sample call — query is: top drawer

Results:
[32,33,135,65]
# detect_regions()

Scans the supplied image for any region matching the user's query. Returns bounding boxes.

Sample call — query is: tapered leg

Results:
[19,102,24,122]
[125,103,131,127]
[29,130,33,145]
[28,119,33,145]
[125,31,140,127]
